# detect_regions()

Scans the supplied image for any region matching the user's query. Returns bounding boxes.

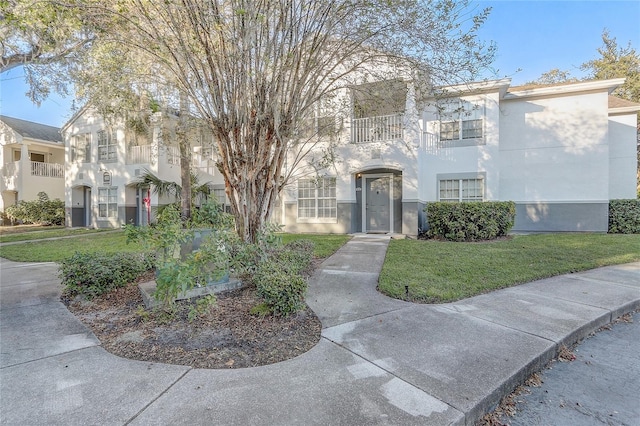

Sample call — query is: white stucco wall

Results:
[608,112,638,199]
[420,91,502,201]
[63,108,224,228]
[499,91,610,202]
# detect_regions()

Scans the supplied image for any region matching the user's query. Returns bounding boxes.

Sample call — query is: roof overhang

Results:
[430,78,512,99]
[503,78,626,101]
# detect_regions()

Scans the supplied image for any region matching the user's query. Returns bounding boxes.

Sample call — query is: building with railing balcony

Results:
[279,78,639,235]
[61,106,227,228]
[1,116,65,216]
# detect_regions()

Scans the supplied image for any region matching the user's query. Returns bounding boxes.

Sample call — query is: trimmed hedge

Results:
[59,252,155,299]
[609,199,640,234]
[425,201,516,242]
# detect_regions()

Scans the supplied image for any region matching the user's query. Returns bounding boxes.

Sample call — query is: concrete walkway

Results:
[1,235,638,425]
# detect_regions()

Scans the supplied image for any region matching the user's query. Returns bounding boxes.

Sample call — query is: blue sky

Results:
[1,0,639,128]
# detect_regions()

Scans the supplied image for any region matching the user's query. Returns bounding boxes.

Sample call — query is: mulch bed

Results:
[62,273,322,369]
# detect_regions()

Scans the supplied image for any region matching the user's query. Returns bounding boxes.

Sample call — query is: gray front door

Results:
[366,177,391,232]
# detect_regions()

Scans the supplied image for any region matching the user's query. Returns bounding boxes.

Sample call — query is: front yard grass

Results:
[282,233,351,258]
[0,230,145,262]
[379,233,640,304]
[0,230,350,263]
[0,226,109,243]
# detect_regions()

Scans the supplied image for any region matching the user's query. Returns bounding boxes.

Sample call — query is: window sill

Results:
[296,217,338,224]
[438,138,485,148]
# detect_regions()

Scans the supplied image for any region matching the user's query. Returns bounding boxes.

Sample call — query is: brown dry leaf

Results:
[558,345,576,362]
[525,372,542,387]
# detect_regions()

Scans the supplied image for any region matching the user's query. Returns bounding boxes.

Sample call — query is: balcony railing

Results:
[30,161,64,178]
[192,152,217,176]
[126,145,154,165]
[351,113,404,144]
[167,146,180,165]
[2,161,64,178]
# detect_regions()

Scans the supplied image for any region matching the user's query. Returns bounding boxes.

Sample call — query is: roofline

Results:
[609,105,640,115]
[431,78,512,98]
[61,103,92,133]
[503,78,626,100]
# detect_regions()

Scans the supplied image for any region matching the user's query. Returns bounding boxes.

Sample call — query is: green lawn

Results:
[0,230,350,263]
[0,231,145,262]
[379,233,640,303]
[0,226,109,243]
[4,229,637,303]
[281,233,351,258]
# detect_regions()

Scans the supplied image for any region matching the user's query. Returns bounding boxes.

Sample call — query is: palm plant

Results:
[134,169,218,221]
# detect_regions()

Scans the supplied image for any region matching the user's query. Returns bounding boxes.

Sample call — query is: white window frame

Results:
[438,98,484,143]
[438,178,484,202]
[97,129,117,162]
[98,187,118,219]
[71,133,91,163]
[297,177,337,223]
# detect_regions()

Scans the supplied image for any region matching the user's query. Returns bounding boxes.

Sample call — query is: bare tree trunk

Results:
[177,92,191,223]
[217,127,285,243]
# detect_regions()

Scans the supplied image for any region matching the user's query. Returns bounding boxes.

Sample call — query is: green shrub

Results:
[425,201,516,242]
[5,192,64,225]
[255,260,307,317]
[252,239,314,316]
[269,239,315,275]
[609,199,640,234]
[125,204,231,306]
[59,252,154,299]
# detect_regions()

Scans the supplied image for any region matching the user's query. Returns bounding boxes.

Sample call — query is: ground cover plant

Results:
[379,233,640,303]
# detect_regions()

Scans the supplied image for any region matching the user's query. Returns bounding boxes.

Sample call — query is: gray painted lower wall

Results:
[283,202,354,234]
[401,202,420,236]
[512,202,609,232]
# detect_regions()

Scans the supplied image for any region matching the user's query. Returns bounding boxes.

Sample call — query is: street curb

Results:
[466,302,640,425]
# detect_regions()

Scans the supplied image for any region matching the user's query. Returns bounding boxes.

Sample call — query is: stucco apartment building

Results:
[61,108,226,228]
[0,116,65,214]
[60,78,639,234]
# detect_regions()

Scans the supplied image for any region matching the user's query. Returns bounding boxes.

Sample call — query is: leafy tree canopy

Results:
[581,30,640,103]
[6,0,497,242]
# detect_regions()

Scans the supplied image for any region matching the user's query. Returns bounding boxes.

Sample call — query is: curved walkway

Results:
[1,235,638,425]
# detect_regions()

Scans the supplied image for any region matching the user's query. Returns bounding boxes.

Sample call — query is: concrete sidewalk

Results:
[1,236,638,425]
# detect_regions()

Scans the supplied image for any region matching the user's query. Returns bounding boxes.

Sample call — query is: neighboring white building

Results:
[0,116,65,214]
[59,78,639,233]
[61,107,226,228]
[277,78,639,234]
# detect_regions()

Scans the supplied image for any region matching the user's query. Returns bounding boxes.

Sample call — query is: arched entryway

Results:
[354,168,403,233]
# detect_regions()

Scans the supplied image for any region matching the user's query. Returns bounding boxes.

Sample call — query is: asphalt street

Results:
[506,311,640,426]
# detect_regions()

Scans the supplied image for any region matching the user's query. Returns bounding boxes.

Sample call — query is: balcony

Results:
[2,161,64,178]
[126,145,154,165]
[31,161,64,178]
[351,114,404,144]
